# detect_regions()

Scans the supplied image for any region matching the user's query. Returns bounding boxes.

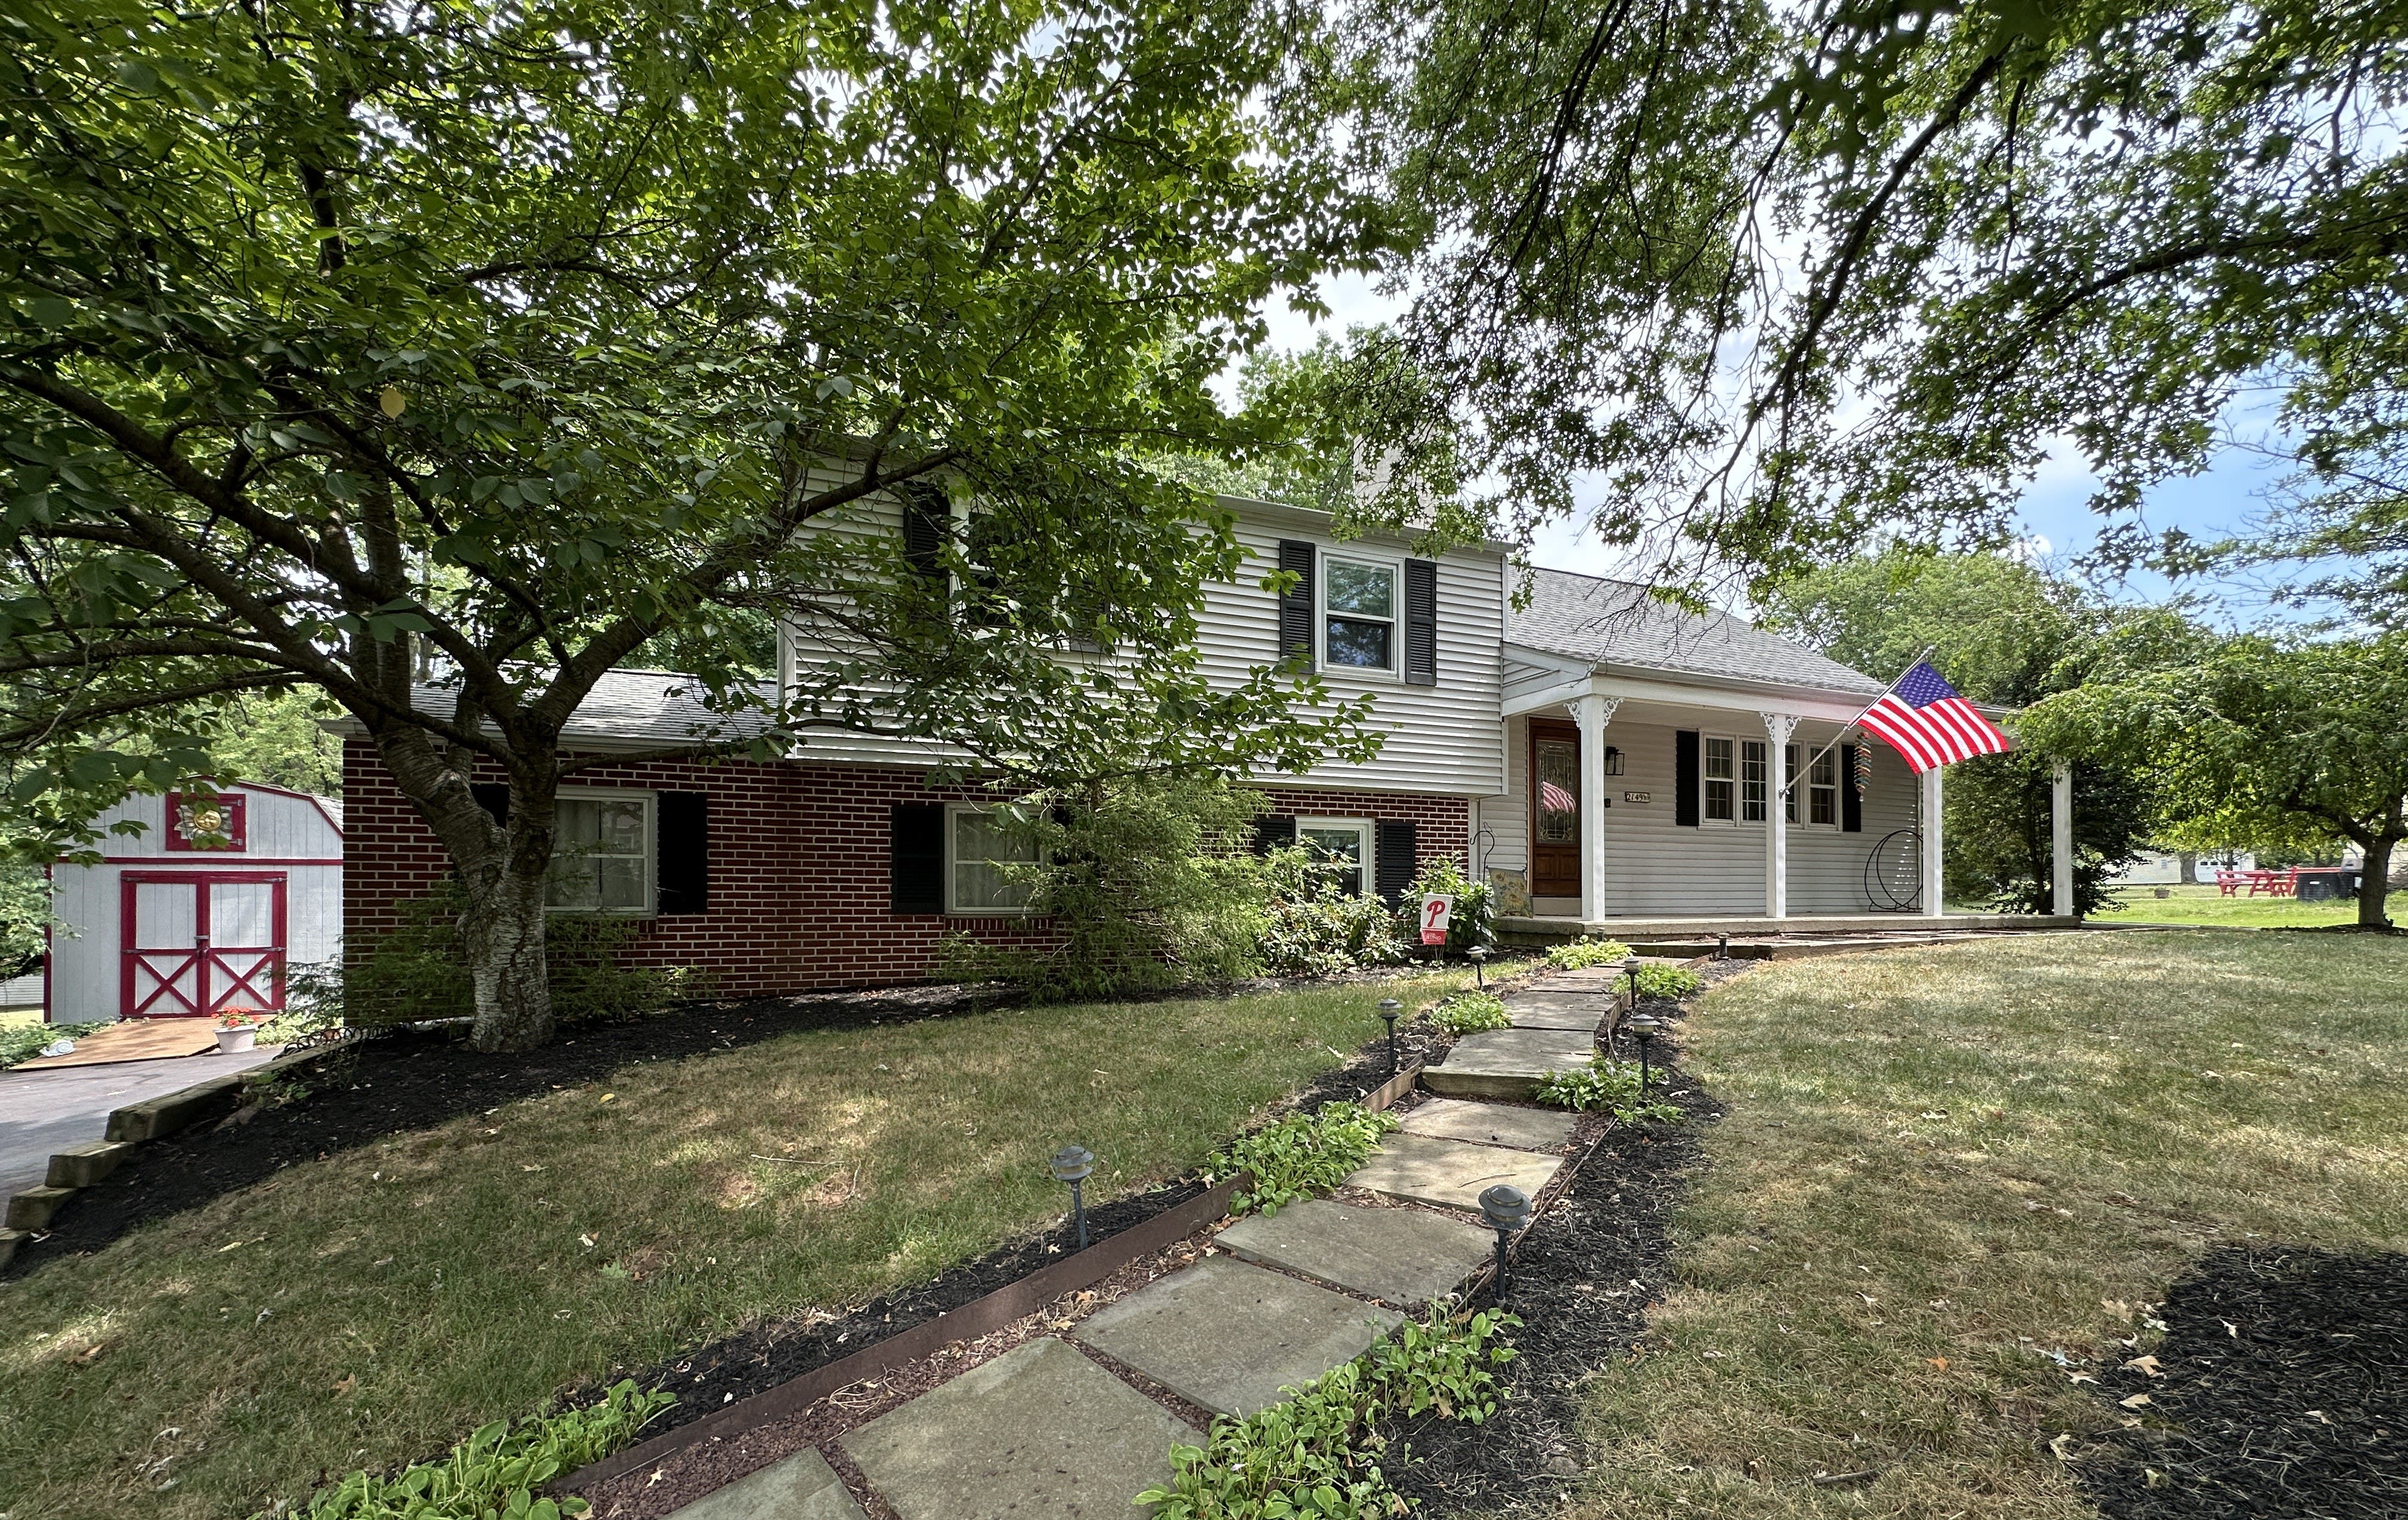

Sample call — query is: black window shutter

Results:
[890,803,946,914]
[656,792,708,914]
[1403,558,1438,686]
[1841,744,1864,833]
[1674,731,1701,828]
[901,483,948,584]
[470,782,509,824]
[1375,819,1417,903]
[1251,813,1296,855]
[1276,539,1315,666]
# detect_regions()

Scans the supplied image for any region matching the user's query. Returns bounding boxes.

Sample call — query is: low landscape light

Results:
[1050,1143,1096,1250]
[1628,1012,1661,1094]
[1478,1183,1535,1300]
[1716,932,1730,960]
[1379,998,1403,1078]
[1468,945,1491,988]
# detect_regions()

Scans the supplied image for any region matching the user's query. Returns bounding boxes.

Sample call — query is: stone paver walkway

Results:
[661,1084,1578,1519]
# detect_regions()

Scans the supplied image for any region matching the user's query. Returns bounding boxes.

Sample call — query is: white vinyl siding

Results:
[1489,716,1921,916]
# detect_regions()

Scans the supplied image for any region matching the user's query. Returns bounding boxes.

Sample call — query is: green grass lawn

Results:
[0,972,1468,1520]
[1567,930,2408,1519]
[2090,879,2366,928]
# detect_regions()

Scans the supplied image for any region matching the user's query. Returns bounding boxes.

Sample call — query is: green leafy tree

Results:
[0,0,1375,1049]
[2021,631,2408,927]
[1325,0,2408,602]
[1759,551,2157,913]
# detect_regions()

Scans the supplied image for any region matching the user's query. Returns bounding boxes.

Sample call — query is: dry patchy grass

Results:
[0,973,1466,1520]
[1567,931,2408,1519]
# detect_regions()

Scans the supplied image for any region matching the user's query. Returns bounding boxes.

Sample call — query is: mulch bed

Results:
[2078,1245,2408,1520]
[7,967,1468,1281]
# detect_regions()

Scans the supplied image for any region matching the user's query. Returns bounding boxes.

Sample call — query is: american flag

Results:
[1857,661,2013,772]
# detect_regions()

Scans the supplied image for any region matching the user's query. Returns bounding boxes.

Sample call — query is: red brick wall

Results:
[343,742,1473,995]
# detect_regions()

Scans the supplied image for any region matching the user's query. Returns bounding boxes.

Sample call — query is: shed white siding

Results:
[44,785,342,1024]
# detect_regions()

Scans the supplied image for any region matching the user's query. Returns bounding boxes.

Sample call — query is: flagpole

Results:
[1778,644,1936,799]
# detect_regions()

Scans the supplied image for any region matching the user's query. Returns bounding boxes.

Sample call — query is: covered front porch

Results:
[1477,648,2079,926]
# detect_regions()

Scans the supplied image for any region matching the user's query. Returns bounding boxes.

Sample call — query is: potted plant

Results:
[216,1008,260,1054]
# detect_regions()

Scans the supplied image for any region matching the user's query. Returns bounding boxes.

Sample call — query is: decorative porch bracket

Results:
[1759,712,1800,917]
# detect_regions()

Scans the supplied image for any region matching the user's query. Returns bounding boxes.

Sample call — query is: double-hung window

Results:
[1297,817,1374,898]
[1740,739,1770,822]
[546,791,654,913]
[948,804,1039,914]
[1322,557,1398,673]
[1788,745,1838,826]
[1701,736,1737,822]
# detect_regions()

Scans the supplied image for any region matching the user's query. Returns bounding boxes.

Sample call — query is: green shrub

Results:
[316,886,705,1029]
[1429,991,1510,1035]
[1532,1055,1682,1123]
[1136,1306,1519,1519]
[1544,937,1634,971]
[269,1380,673,1519]
[1398,856,1495,956]
[1206,1101,1399,1216]
[1634,963,1704,1000]
[0,1019,102,1070]
[942,777,1273,1000]
[1256,849,1407,978]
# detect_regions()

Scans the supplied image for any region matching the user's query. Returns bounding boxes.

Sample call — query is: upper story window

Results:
[546,791,653,913]
[1322,557,1397,672]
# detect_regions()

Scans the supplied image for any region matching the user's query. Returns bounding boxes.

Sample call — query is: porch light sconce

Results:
[1378,998,1403,1078]
[1602,745,1624,776]
[1628,1012,1661,1094]
[1479,1183,1535,1302]
[1050,1144,1096,1251]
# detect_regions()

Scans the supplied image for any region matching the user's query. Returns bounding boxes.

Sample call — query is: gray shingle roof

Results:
[1506,568,1884,696]
[408,670,775,747]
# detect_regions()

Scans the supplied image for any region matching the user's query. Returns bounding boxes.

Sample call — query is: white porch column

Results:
[1760,712,1799,918]
[1575,694,1619,924]
[1921,764,1946,917]
[2051,760,2075,919]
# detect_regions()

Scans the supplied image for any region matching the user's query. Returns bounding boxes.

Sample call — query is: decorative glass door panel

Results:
[1528,720,1582,898]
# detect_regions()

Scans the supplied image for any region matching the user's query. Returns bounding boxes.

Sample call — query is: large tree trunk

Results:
[373,729,559,1051]
[2360,834,2397,928]
[2177,850,2197,885]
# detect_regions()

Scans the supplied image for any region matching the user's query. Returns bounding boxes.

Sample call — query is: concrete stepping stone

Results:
[1073,1255,1403,1416]
[1343,1132,1561,1213]
[663,1447,866,1520]
[1421,1027,1596,1099]
[1500,994,1609,1031]
[840,1336,1197,1519]
[1217,1198,1492,1306]
[1399,1097,1575,1153]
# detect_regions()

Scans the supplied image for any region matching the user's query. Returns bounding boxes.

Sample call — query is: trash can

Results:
[2294,868,2358,902]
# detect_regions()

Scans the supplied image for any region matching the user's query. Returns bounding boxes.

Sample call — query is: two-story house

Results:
[339,493,2069,997]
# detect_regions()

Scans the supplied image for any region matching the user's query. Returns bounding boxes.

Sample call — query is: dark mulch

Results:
[5,982,1002,1276]
[1383,1044,1719,1512]
[2078,1246,2408,1520]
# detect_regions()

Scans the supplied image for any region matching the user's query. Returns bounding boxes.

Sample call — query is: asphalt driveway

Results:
[0,1048,283,1199]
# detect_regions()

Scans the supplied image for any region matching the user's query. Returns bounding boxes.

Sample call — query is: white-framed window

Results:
[546,789,654,914]
[1297,816,1374,898]
[1786,744,1839,827]
[1740,739,1770,822]
[947,803,1039,915]
[1701,735,1736,823]
[1321,555,1399,674]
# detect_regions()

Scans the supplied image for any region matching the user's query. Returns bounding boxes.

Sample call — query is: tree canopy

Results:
[0,0,1378,1048]
[1325,0,2408,599]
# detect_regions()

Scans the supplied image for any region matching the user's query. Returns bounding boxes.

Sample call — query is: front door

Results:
[121,873,287,1018]
[1529,718,1582,899]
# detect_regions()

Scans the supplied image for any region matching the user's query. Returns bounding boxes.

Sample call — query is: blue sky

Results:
[1253,277,2317,629]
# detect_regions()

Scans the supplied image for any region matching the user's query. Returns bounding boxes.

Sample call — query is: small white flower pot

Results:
[217,1025,257,1054]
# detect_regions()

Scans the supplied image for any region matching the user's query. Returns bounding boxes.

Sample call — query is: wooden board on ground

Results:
[13,1021,217,1068]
